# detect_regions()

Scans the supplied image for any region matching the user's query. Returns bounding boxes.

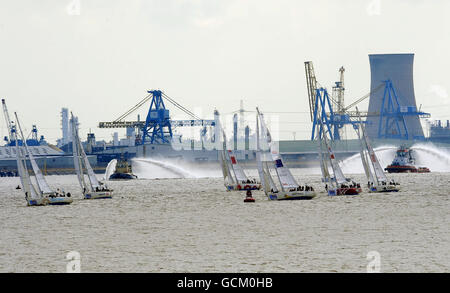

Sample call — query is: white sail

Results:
[227,151,248,182]
[322,129,347,185]
[356,108,387,185]
[257,111,295,190]
[361,123,387,184]
[256,112,278,194]
[13,127,39,199]
[255,114,268,193]
[355,123,375,184]
[217,119,237,186]
[15,115,53,195]
[272,152,299,190]
[71,116,88,191]
[79,139,100,189]
[221,148,235,185]
[317,131,332,183]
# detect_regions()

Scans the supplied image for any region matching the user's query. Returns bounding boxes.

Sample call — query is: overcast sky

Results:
[0,0,449,144]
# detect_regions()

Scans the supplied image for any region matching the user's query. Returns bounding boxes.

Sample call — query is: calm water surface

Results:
[1,171,449,272]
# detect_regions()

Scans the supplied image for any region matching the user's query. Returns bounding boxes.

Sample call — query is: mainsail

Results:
[15,113,54,195]
[262,109,298,190]
[12,126,39,199]
[356,108,387,185]
[71,113,100,192]
[227,151,248,183]
[256,110,279,194]
[360,120,387,184]
[71,115,88,191]
[317,128,332,183]
[216,111,250,186]
[216,114,237,186]
[355,122,375,184]
[322,128,347,185]
[272,154,299,190]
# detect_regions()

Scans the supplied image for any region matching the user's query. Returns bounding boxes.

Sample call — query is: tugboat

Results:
[108,158,138,180]
[384,145,430,173]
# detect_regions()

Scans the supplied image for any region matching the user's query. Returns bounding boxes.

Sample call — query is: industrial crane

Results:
[2,99,13,144]
[2,99,44,146]
[305,62,383,140]
[305,61,431,141]
[98,90,215,144]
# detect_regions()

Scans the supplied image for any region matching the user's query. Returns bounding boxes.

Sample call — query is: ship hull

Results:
[385,165,430,173]
[109,173,137,180]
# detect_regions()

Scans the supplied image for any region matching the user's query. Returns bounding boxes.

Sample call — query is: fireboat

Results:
[109,158,138,180]
[384,145,430,173]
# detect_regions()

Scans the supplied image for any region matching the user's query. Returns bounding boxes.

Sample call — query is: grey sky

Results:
[0,0,449,144]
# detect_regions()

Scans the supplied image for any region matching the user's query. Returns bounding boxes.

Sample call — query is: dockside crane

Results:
[306,62,382,140]
[99,90,215,144]
[305,62,431,141]
[2,99,14,144]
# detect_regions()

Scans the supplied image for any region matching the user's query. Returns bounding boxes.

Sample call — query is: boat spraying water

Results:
[132,158,222,179]
[410,144,450,172]
[340,146,397,174]
[103,159,117,180]
[340,143,450,174]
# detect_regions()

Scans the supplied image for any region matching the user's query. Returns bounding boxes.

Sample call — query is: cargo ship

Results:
[384,145,430,173]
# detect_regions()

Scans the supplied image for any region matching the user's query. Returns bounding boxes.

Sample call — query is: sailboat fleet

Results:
[220,107,399,200]
[10,102,400,206]
[9,101,113,206]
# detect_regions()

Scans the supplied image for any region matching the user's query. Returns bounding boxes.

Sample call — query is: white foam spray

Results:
[411,143,450,172]
[131,157,222,179]
[339,146,397,174]
[103,159,117,180]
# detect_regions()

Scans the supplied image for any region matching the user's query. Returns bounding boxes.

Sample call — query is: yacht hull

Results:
[84,191,113,199]
[268,191,316,201]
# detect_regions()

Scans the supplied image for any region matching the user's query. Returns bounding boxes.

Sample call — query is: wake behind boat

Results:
[71,113,113,199]
[256,108,316,201]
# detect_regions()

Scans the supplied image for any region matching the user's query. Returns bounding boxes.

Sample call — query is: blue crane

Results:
[98,89,215,144]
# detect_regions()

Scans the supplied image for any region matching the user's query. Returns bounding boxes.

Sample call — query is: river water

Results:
[0,170,449,272]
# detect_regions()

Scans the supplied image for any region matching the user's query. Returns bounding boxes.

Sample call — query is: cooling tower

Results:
[365,53,425,140]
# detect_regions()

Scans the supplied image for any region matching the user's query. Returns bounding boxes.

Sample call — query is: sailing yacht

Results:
[355,108,400,192]
[256,108,316,200]
[71,113,113,199]
[14,113,72,205]
[216,110,260,191]
[12,124,48,206]
[317,120,361,196]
